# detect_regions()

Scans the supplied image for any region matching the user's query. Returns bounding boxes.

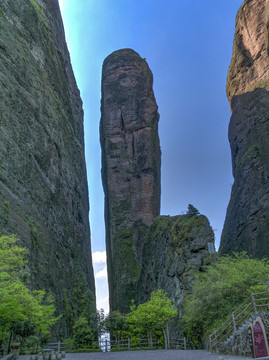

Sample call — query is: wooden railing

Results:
[209,291,269,352]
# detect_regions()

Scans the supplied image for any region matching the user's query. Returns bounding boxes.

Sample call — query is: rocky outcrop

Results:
[0,0,95,334]
[100,49,161,312]
[220,0,269,258]
[137,214,215,316]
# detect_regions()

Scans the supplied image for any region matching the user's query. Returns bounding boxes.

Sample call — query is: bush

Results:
[73,316,93,349]
[181,253,269,347]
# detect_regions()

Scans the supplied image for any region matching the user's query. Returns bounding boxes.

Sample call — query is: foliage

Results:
[0,235,59,352]
[103,311,128,342]
[62,270,96,337]
[187,204,199,215]
[126,289,178,349]
[96,308,105,338]
[72,316,94,349]
[181,253,269,347]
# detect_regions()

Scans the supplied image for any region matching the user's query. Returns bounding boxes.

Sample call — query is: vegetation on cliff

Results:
[137,211,216,317]
[182,253,269,347]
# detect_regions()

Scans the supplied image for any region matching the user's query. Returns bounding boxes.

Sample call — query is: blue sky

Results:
[59,0,243,312]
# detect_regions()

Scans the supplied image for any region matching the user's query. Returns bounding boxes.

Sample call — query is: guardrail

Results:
[53,337,186,353]
[209,291,269,352]
[47,343,65,352]
[106,337,186,351]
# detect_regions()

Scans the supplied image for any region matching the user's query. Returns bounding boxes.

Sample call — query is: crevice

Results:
[132,133,135,157]
[120,109,125,133]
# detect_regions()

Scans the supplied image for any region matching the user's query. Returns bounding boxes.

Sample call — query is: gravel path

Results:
[19,350,253,360]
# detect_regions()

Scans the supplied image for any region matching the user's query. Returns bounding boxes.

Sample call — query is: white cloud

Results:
[97,296,109,313]
[92,251,106,264]
[95,266,107,279]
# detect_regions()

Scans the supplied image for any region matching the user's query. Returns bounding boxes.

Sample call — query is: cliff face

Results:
[100,49,161,312]
[137,215,215,317]
[220,0,269,258]
[0,0,95,334]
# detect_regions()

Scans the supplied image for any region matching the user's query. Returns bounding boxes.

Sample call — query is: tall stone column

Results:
[220,0,269,258]
[100,49,161,312]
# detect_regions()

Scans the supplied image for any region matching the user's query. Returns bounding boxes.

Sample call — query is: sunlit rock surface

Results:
[220,0,269,258]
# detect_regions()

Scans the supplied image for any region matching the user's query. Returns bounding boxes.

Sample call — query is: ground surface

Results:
[18,350,252,360]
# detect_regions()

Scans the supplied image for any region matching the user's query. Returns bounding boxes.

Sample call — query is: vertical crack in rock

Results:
[0,0,95,335]
[220,0,269,258]
[100,48,161,312]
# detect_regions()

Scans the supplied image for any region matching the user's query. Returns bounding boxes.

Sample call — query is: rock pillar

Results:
[100,48,161,312]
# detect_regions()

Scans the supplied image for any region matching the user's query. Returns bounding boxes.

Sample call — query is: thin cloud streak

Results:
[95,266,107,279]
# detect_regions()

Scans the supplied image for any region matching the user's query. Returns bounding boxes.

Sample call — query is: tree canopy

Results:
[181,253,269,347]
[0,235,59,351]
[187,204,199,215]
[103,311,128,343]
[126,289,177,349]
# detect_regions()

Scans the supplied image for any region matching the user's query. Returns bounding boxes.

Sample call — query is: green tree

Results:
[72,316,93,349]
[187,204,199,215]
[96,308,105,338]
[126,290,177,349]
[181,253,269,348]
[0,235,59,352]
[104,311,128,344]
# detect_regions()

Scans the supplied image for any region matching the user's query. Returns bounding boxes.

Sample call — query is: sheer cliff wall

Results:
[137,214,215,318]
[100,49,161,312]
[0,0,95,334]
[220,0,269,258]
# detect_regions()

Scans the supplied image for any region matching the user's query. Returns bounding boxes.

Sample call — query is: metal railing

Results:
[100,337,186,352]
[47,342,65,352]
[52,337,186,353]
[209,291,269,352]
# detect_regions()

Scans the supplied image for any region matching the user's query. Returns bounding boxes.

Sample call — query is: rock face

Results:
[220,0,269,258]
[137,214,215,317]
[0,0,95,334]
[100,49,161,312]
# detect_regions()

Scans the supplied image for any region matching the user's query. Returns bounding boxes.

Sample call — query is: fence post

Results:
[209,334,212,352]
[232,312,236,332]
[184,337,186,350]
[128,338,130,350]
[58,341,60,352]
[105,339,107,352]
[251,293,257,313]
